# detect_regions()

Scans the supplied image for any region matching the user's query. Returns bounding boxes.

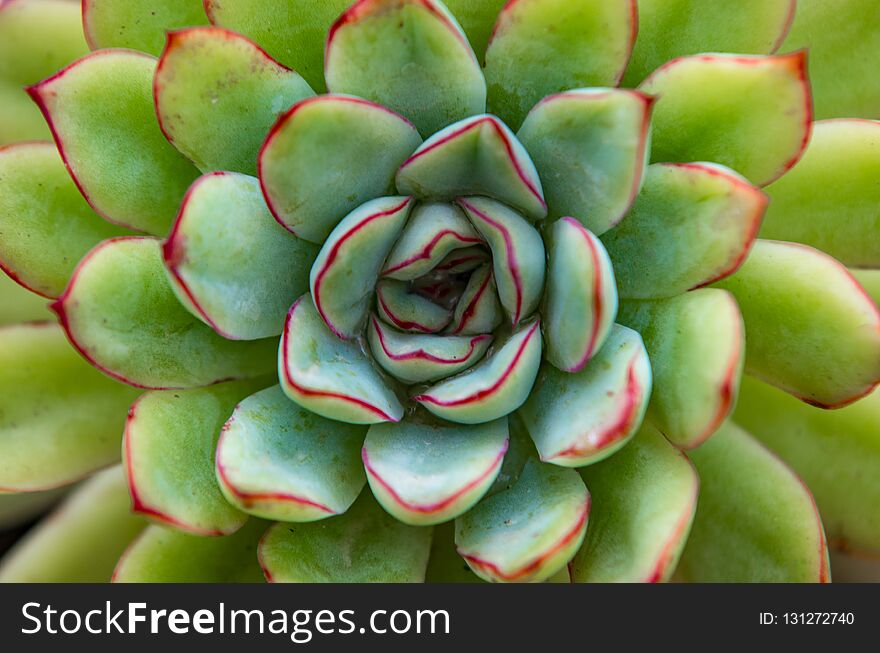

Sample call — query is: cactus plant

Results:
[0,0,879,583]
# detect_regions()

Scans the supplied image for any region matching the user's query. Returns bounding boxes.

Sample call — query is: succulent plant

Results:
[0,0,879,584]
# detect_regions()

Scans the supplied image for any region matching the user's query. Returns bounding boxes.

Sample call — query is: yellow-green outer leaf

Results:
[0,323,140,491]
[677,421,830,582]
[0,466,145,582]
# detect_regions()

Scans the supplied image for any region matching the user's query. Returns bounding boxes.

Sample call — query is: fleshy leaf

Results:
[414,320,542,424]
[443,0,507,62]
[82,0,209,56]
[259,491,433,583]
[780,0,880,119]
[0,487,66,531]
[484,0,636,128]
[854,269,880,304]
[311,196,414,339]
[325,0,486,136]
[517,88,653,234]
[639,53,811,186]
[216,386,366,522]
[376,278,453,334]
[713,240,880,408]
[603,163,767,299]
[570,424,698,582]
[259,95,421,243]
[114,519,267,583]
[123,381,265,536]
[280,295,404,424]
[369,316,492,384]
[543,218,617,372]
[154,27,314,175]
[363,415,508,525]
[622,0,795,86]
[760,119,880,267]
[204,0,352,92]
[0,467,145,583]
[53,237,276,389]
[520,324,652,467]
[618,289,744,449]
[425,521,483,583]
[396,114,547,221]
[735,376,880,556]
[382,202,483,280]
[445,263,503,335]
[455,459,589,583]
[0,323,140,492]
[163,172,319,340]
[0,0,88,144]
[0,274,49,326]
[0,141,127,298]
[28,50,200,234]
[434,246,489,274]
[677,421,829,582]
[458,197,545,326]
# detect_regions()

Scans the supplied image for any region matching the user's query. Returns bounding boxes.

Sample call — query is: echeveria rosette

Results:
[0,1,878,584]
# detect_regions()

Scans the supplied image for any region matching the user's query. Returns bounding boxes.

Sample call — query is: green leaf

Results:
[780,0,880,119]
[484,0,636,128]
[205,0,352,93]
[280,295,404,424]
[163,172,318,340]
[0,487,66,531]
[0,0,88,144]
[0,273,49,326]
[443,0,507,62]
[259,491,433,583]
[571,424,698,582]
[677,421,830,582]
[425,521,483,583]
[382,202,483,281]
[376,278,453,334]
[368,316,492,384]
[325,0,486,137]
[623,0,795,86]
[28,50,200,234]
[735,376,880,556]
[445,263,502,336]
[54,237,277,389]
[618,289,744,449]
[520,324,652,467]
[216,386,366,522]
[0,323,140,492]
[0,142,128,298]
[458,197,545,326]
[82,0,209,56]
[259,95,421,244]
[517,88,653,235]
[310,196,414,339]
[114,519,267,583]
[123,381,265,536]
[455,459,589,583]
[414,319,542,424]
[363,415,508,525]
[760,119,880,268]
[603,163,767,299]
[0,466,145,583]
[155,27,313,175]
[853,269,880,304]
[713,240,880,408]
[396,114,547,221]
[640,53,811,186]
[543,218,617,372]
